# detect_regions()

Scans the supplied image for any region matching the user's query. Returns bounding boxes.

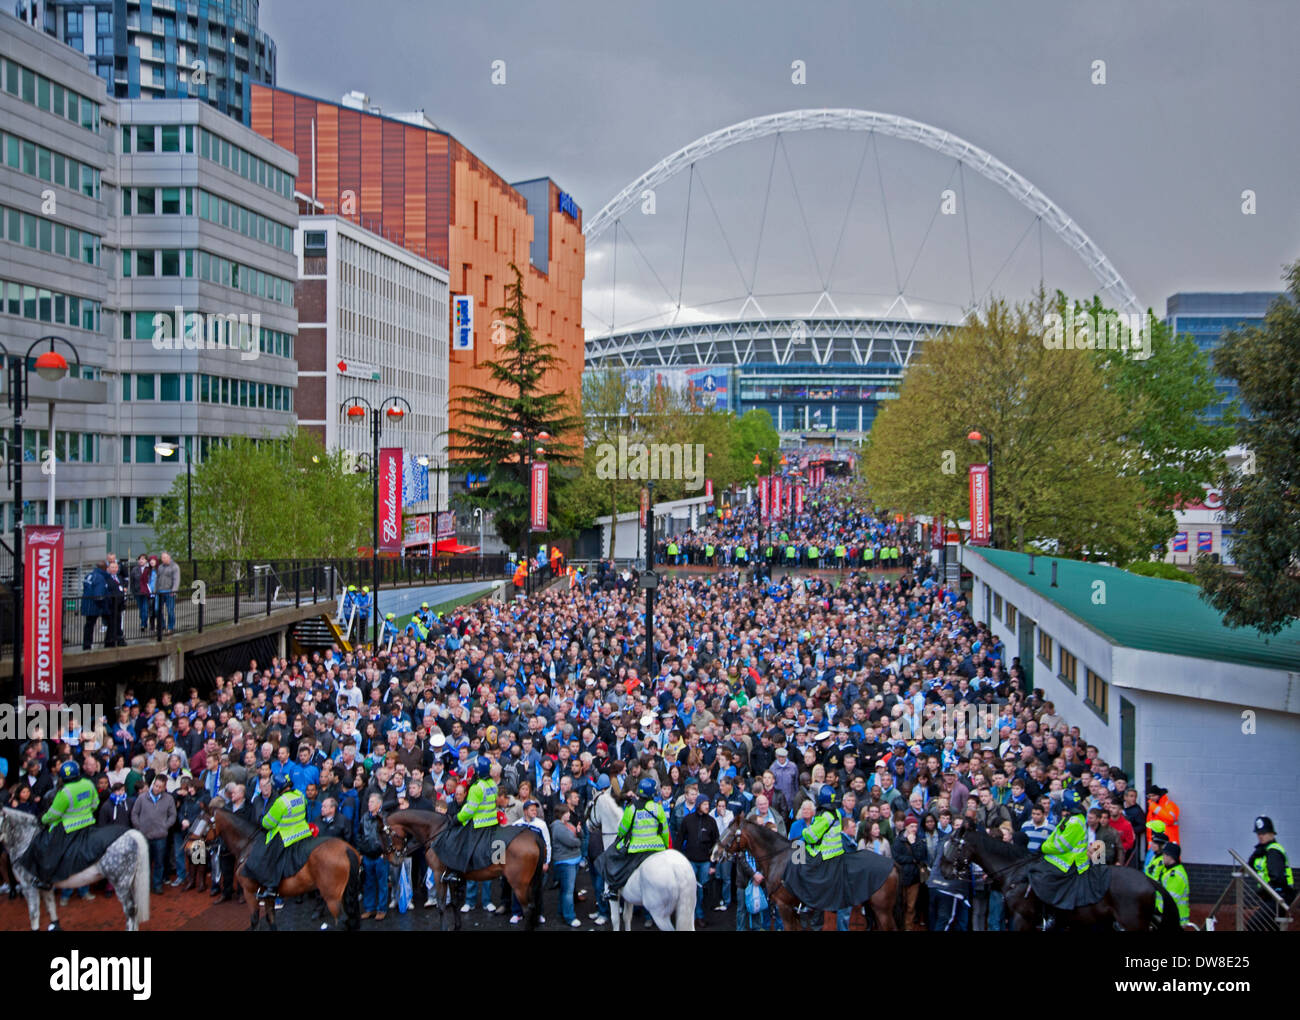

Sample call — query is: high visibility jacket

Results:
[380,619,398,642]
[1042,813,1090,873]
[764,546,774,559]
[667,542,679,557]
[803,810,844,861]
[513,564,527,587]
[459,779,499,828]
[705,544,715,558]
[1161,864,1191,924]
[834,545,846,559]
[405,617,429,641]
[785,545,797,560]
[42,778,98,834]
[1146,796,1180,845]
[355,593,372,616]
[807,545,820,559]
[1251,840,1293,890]
[619,800,670,853]
[1144,854,1166,884]
[262,790,312,847]
[735,545,748,560]
[863,548,875,562]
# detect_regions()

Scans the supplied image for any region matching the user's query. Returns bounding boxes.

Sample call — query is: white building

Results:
[961,544,1300,867]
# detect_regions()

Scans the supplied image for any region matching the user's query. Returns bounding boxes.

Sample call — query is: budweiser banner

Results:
[378,447,404,552]
[771,476,782,519]
[795,484,805,515]
[530,461,549,531]
[969,464,991,544]
[24,526,64,706]
[758,476,769,521]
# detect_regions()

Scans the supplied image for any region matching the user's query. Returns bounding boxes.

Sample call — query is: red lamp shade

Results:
[511,430,523,442]
[967,430,984,442]
[34,350,69,382]
[752,453,761,466]
[346,405,366,419]
[537,431,551,442]
[385,406,405,420]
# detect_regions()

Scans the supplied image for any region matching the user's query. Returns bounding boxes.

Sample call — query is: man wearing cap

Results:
[1248,816,1294,927]
[1143,820,1170,883]
[1158,842,1191,927]
[1145,785,1180,847]
[770,744,799,816]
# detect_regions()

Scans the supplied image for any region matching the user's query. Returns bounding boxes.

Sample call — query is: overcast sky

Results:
[262,0,1298,333]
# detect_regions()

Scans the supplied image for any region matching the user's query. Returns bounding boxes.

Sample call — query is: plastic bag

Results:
[396,860,412,914]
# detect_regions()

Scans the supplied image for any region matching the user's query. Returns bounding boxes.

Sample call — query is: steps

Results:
[291,614,350,655]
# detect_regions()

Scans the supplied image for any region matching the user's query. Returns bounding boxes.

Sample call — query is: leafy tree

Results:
[153,431,369,561]
[448,263,584,554]
[1196,264,1300,634]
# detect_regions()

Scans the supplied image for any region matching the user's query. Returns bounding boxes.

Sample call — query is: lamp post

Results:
[642,479,657,680]
[511,428,550,597]
[967,429,994,548]
[342,396,412,646]
[154,441,192,562]
[472,507,485,568]
[4,335,81,700]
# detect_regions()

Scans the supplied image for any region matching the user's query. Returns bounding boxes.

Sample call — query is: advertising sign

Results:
[378,447,404,552]
[453,294,474,351]
[530,462,549,531]
[24,526,63,706]
[968,464,991,544]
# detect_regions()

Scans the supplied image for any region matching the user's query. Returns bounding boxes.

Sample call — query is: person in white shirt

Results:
[510,800,551,926]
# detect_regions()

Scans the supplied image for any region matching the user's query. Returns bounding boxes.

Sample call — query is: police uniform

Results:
[24,766,100,887]
[602,793,670,893]
[243,782,312,892]
[802,806,845,861]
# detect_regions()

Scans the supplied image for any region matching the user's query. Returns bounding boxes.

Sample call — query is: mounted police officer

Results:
[1030,787,1097,929]
[602,777,670,897]
[242,773,312,900]
[22,760,100,889]
[440,759,501,883]
[801,786,846,862]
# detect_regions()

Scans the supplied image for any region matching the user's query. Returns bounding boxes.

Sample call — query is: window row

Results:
[3,428,103,464]
[119,311,294,358]
[1,129,102,198]
[0,279,102,333]
[1,56,101,131]
[201,250,294,304]
[122,434,232,465]
[197,127,294,199]
[120,187,293,251]
[120,123,192,154]
[118,372,294,411]
[121,248,194,278]
[0,204,101,265]
[3,498,109,531]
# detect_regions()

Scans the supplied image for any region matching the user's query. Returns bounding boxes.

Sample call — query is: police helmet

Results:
[817,785,836,808]
[637,777,658,800]
[273,773,293,792]
[475,757,492,778]
[1162,842,1182,863]
[1254,816,1276,835]
[58,760,80,782]
[1061,788,1083,813]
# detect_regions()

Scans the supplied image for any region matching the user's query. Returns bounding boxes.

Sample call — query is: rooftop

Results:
[966,546,1300,672]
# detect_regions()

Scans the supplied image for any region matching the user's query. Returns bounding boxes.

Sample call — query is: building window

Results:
[1059,648,1078,692]
[1038,629,1053,666]
[1086,669,1108,721]
[1005,602,1017,635]
[992,592,1002,621]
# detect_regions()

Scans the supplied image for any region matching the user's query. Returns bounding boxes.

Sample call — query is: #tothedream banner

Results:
[25,526,64,706]
[378,447,404,552]
[968,464,991,544]
[530,462,549,532]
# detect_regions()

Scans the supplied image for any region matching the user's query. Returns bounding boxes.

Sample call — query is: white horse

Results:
[1,808,151,931]
[590,789,696,931]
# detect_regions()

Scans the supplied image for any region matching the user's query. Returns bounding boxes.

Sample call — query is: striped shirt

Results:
[1022,819,1052,852]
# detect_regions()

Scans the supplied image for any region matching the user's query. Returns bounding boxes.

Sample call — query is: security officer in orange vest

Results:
[1145,785,1180,847]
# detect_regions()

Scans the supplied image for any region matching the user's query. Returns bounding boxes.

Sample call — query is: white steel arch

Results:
[585,109,1142,315]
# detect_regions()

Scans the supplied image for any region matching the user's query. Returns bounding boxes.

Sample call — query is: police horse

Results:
[1,807,151,931]
[942,822,1182,931]
[589,787,697,931]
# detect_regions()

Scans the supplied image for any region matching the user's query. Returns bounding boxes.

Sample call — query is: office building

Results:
[1165,291,1282,423]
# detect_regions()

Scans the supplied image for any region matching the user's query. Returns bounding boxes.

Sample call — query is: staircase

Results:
[291,614,351,655]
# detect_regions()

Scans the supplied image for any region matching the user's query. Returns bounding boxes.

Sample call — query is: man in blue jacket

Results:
[81,561,111,650]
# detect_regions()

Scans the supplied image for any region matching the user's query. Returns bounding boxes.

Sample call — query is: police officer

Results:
[417,601,435,629]
[1248,815,1294,925]
[380,612,399,644]
[404,612,429,642]
[801,786,845,862]
[1144,819,1170,882]
[246,774,312,900]
[1159,842,1191,927]
[25,760,99,888]
[1036,788,1090,929]
[605,776,671,897]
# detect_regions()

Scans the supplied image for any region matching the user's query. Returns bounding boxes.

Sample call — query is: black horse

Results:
[943,822,1181,932]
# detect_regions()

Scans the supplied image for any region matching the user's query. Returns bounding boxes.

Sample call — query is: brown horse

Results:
[381,809,544,931]
[197,807,361,931]
[713,815,900,930]
[943,822,1181,932]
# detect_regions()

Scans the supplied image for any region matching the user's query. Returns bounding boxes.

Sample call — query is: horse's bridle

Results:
[381,822,425,860]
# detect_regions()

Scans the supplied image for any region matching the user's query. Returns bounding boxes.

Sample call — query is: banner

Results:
[452,294,474,351]
[436,510,456,542]
[1197,531,1213,554]
[771,476,782,520]
[968,464,991,544]
[705,478,713,500]
[530,461,549,531]
[403,514,432,549]
[1172,531,1188,552]
[378,447,404,552]
[758,476,769,522]
[402,453,429,508]
[640,487,649,527]
[24,526,64,706]
[795,484,804,515]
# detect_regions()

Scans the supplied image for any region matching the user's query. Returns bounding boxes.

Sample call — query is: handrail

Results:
[1226,848,1289,909]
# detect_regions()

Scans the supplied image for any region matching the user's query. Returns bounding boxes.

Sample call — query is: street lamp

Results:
[511,428,550,597]
[341,395,412,646]
[967,429,994,548]
[753,449,778,576]
[154,441,192,562]
[3,335,81,699]
[472,507,485,566]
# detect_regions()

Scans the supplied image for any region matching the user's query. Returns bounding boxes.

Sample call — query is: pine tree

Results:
[448,263,584,553]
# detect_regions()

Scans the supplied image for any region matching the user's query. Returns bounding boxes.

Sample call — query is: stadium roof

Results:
[966,547,1300,672]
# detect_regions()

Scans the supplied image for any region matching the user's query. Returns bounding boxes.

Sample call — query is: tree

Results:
[448,263,584,555]
[1196,264,1300,634]
[153,431,370,560]
[863,293,1155,560]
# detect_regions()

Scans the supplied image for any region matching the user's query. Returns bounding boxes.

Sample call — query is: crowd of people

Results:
[3,476,1293,931]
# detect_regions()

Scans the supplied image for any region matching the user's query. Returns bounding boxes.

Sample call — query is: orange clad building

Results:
[249,85,584,435]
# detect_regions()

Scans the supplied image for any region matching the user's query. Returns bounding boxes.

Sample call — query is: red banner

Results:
[705,478,713,500]
[530,461,549,531]
[758,476,768,521]
[795,484,804,515]
[378,447,403,552]
[24,526,64,706]
[771,476,782,519]
[640,487,649,527]
[969,464,991,544]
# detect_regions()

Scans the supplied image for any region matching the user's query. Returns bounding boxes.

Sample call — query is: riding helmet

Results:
[57,759,80,782]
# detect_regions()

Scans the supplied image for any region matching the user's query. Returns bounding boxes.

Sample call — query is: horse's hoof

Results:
[47,922,61,931]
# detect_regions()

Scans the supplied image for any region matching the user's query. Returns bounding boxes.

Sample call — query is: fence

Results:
[0,554,509,653]
[1204,849,1294,931]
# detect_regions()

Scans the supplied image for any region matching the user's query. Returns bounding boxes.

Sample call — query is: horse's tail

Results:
[127,829,151,925]
[526,836,545,929]
[674,853,697,931]
[343,848,362,931]
[1157,885,1182,932]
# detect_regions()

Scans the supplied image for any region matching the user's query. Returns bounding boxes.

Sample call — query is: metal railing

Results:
[0,554,510,653]
[1204,849,1294,932]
